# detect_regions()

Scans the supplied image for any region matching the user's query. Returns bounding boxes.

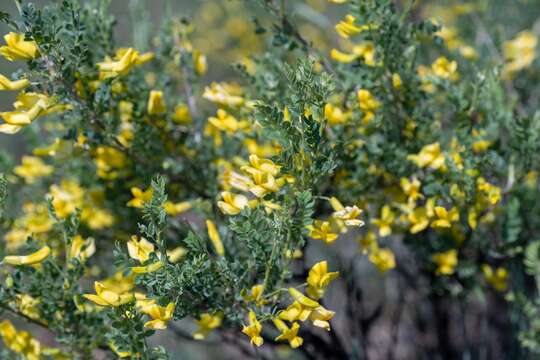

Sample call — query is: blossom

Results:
[131,261,163,274]
[306,261,339,299]
[431,206,459,229]
[307,220,339,244]
[242,154,281,177]
[127,186,153,208]
[97,47,154,79]
[83,281,135,307]
[147,90,167,115]
[330,43,377,66]
[208,109,248,133]
[0,32,39,61]
[432,249,458,275]
[193,313,223,340]
[167,246,187,263]
[3,246,51,266]
[368,247,396,272]
[0,74,29,91]
[206,220,225,256]
[49,179,84,218]
[0,320,42,359]
[139,301,175,329]
[482,264,508,292]
[242,284,268,307]
[68,235,96,263]
[163,201,192,216]
[431,57,458,79]
[407,142,446,170]
[309,306,335,331]
[333,205,364,227]
[14,156,53,183]
[242,311,263,346]
[503,31,537,78]
[335,15,374,39]
[273,319,303,348]
[371,205,396,237]
[400,177,423,204]
[324,103,350,125]
[193,50,207,75]
[172,104,192,124]
[357,89,381,124]
[203,82,244,107]
[127,236,155,263]
[217,191,249,215]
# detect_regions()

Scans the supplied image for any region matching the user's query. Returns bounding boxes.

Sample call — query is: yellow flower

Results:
[94,146,128,180]
[163,201,192,216]
[371,205,395,237]
[407,142,446,170]
[206,220,225,256]
[0,74,29,91]
[68,235,96,263]
[217,191,249,215]
[400,177,423,204]
[482,264,508,292]
[14,156,53,183]
[335,15,374,38]
[408,201,435,234]
[309,306,335,331]
[0,32,39,61]
[324,103,349,125]
[3,246,51,266]
[131,261,163,274]
[330,43,377,66]
[193,50,207,75]
[242,284,268,307]
[208,109,249,133]
[140,301,175,329]
[333,205,364,227]
[431,57,458,80]
[368,247,396,272]
[503,31,537,79]
[15,294,41,322]
[307,220,339,244]
[358,231,377,254]
[248,171,281,198]
[203,82,244,107]
[83,281,135,307]
[279,301,313,322]
[172,104,192,124]
[432,249,458,275]
[477,177,501,205]
[242,311,264,347]
[242,154,281,177]
[306,261,339,299]
[357,89,381,124]
[127,186,153,208]
[392,73,402,89]
[193,313,223,340]
[288,288,320,308]
[431,206,459,229]
[0,320,42,359]
[97,47,154,79]
[167,246,187,263]
[273,319,303,348]
[147,90,167,115]
[49,179,84,218]
[127,236,155,263]
[109,342,132,358]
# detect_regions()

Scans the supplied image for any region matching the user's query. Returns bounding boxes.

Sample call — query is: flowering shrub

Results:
[0,0,540,358]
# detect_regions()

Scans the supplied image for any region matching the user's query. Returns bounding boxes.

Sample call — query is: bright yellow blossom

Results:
[0,320,42,360]
[14,156,53,183]
[368,247,396,272]
[3,246,51,266]
[242,154,281,177]
[68,235,96,263]
[357,89,381,124]
[503,31,537,79]
[163,201,192,216]
[203,82,244,107]
[431,206,459,229]
[306,261,339,299]
[307,220,339,244]
[217,191,249,215]
[127,186,153,208]
[206,219,225,256]
[131,261,163,274]
[0,32,39,61]
[97,47,154,79]
[0,74,29,90]
[193,50,207,75]
[193,313,223,340]
[371,205,395,237]
[242,284,268,307]
[482,264,508,292]
[273,319,303,348]
[333,205,364,227]
[407,142,446,170]
[242,311,264,347]
[172,104,192,124]
[432,249,458,275]
[139,301,175,329]
[147,90,167,115]
[49,179,84,218]
[335,15,375,38]
[127,236,155,263]
[208,109,249,133]
[83,281,135,307]
[431,57,458,80]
